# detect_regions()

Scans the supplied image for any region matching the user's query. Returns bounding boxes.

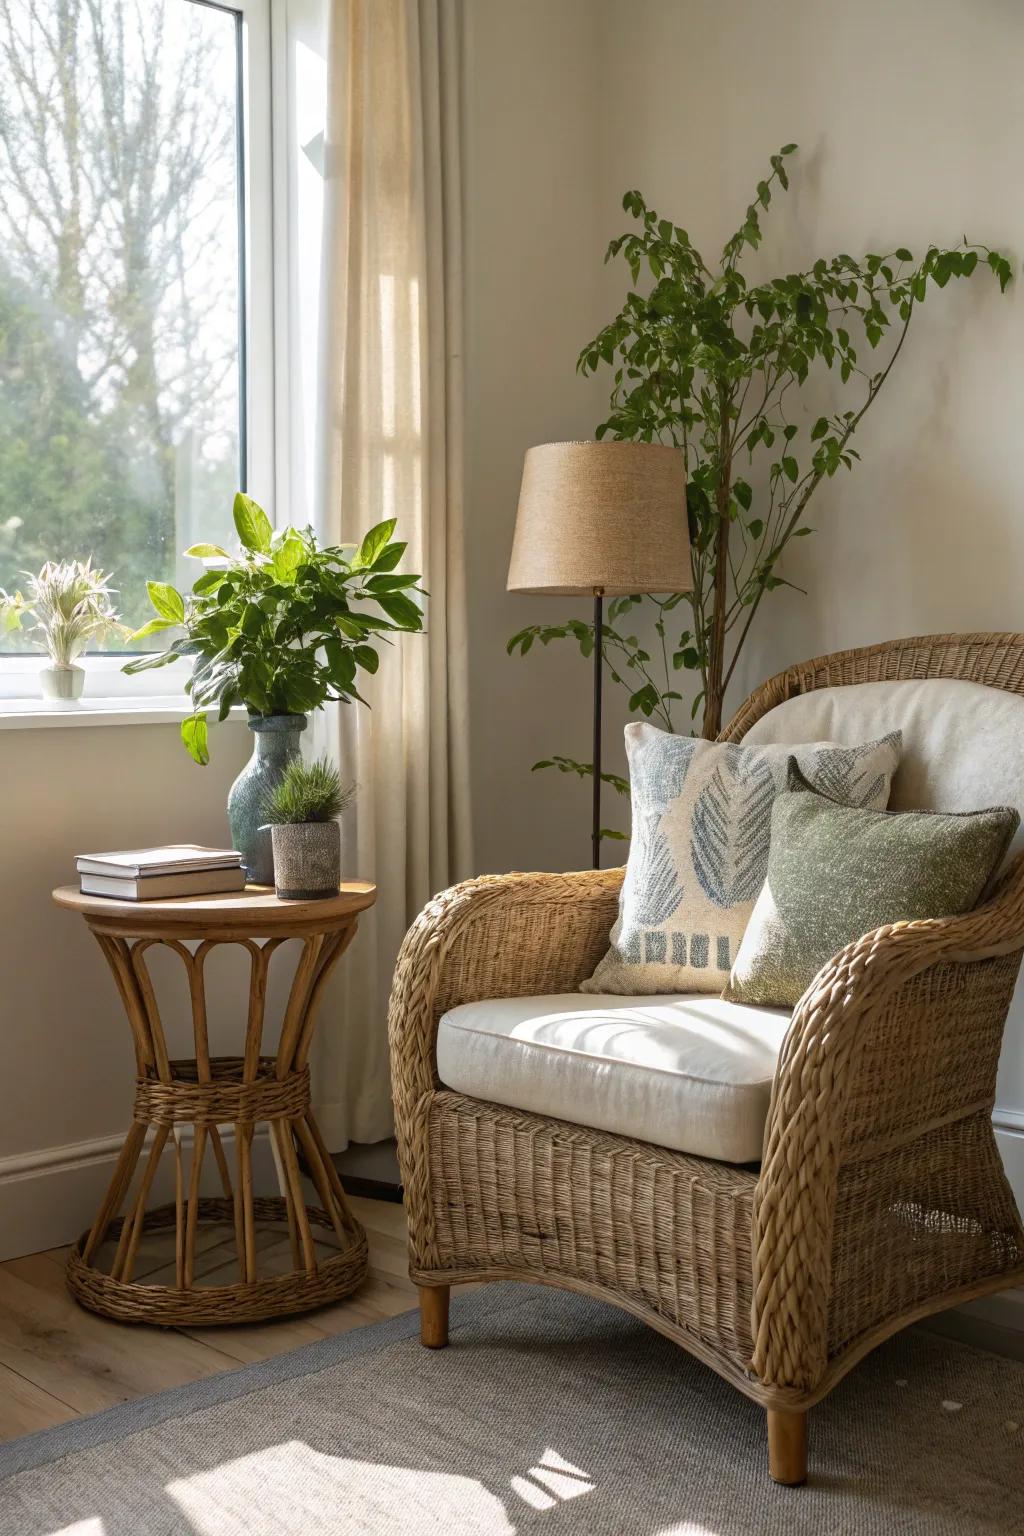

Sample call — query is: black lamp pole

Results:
[591,588,604,870]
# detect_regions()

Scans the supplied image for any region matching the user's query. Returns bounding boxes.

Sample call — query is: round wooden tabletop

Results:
[53,880,377,931]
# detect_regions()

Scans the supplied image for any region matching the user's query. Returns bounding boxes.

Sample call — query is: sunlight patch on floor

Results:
[655,1523,720,1535]
[166,1440,516,1535]
[510,1447,595,1512]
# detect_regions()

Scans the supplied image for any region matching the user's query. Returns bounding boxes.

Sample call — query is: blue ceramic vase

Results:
[227,714,307,884]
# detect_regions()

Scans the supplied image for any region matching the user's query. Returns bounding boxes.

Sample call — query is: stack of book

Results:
[76,845,246,900]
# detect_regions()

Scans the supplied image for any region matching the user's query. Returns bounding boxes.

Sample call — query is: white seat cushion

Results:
[436,993,791,1164]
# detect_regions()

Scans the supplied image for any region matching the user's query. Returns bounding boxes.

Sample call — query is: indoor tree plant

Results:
[510,143,1014,826]
[0,558,125,702]
[262,755,355,900]
[127,492,423,882]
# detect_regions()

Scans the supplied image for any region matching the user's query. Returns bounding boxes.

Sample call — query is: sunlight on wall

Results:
[50,1522,105,1536]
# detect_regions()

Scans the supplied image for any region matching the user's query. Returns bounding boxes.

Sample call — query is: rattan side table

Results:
[53,881,376,1326]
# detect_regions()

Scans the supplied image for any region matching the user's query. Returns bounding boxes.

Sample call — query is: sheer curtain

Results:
[310,0,472,1148]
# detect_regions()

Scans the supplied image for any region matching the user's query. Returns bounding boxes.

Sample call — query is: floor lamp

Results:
[507,441,693,870]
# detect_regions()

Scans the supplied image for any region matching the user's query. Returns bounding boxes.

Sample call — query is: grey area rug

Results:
[1,1283,1023,1536]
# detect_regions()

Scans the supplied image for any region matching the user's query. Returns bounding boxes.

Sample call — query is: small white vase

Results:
[39,663,85,705]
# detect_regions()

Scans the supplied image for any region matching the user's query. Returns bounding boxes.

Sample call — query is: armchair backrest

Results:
[722,633,1024,853]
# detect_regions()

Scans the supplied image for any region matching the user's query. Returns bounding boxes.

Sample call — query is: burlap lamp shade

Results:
[507,441,692,597]
[507,440,694,869]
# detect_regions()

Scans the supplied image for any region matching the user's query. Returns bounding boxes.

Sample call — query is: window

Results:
[0,0,273,698]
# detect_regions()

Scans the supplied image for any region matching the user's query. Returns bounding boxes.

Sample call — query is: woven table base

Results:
[50,885,379,1329]
[67,1196,369,1326]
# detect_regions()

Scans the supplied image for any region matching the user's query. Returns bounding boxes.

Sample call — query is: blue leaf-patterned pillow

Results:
[581,723,901,997]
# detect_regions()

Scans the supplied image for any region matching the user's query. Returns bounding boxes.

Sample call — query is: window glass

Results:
[0,0,244,649]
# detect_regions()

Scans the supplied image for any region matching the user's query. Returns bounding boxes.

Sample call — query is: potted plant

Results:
[262,755,354,899]
[509,143,1015,834]
[0,558,125,703]
[126,492,423,883]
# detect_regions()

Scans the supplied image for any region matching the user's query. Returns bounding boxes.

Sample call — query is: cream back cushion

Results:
[743,678,1024,859]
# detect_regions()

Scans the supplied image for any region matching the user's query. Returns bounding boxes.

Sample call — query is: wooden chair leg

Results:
[767,1408,807,1485]
[419,1284,450,1349]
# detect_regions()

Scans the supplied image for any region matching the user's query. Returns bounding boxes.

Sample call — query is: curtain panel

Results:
[310,0,472,1148]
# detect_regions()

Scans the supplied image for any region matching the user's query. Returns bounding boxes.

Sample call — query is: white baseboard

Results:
[0,1126,276,1261]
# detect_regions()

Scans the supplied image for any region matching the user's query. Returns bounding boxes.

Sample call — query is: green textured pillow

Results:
[724,763,1019,1008]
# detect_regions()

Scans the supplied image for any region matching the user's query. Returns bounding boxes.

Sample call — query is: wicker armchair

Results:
[388,634,1024,1485]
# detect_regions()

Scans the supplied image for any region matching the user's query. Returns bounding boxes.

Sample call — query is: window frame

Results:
[0,0,276,706]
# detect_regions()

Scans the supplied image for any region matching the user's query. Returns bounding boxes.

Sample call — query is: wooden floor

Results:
[0,1196,416,1444]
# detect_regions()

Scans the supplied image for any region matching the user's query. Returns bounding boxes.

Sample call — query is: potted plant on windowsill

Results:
[262,755,354,899]
[0,558,125,703]
[125,492,423,883]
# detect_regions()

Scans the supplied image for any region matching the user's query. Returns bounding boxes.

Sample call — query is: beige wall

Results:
[464,0,1023,874]
[0,718,253,1252]
[0,727,248,1109]
[462,0,632,875]
[595,0,1024,713]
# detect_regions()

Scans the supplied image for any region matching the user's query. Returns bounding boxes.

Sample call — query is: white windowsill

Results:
[0,698,247,730]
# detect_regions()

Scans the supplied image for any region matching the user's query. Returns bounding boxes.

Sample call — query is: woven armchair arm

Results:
[388,867,622,1145]
[751,854,1024,1394]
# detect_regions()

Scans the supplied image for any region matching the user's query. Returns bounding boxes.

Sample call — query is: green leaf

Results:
[353,644,380,674]
[370,540,407,574]
[375,590,422,629]
[810,417,829,441]
[354,518,398,569]
[233,493,273,553]
[181,714,210,766]
[366,573,420,592]
[895,247,913,262]
[747,518,764,539]
[336,613,367,640]
[780,142,797,154]
[122,650,181,675]
[239,602,265,636]
[128,617,176,642]
[781,456,799,483]
[146,581,185,623]
[272,533,305,581]
[184,543,231,560]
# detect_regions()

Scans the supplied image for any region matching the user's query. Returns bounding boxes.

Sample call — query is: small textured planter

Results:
[39,663,85,704]
[271,821,341,900]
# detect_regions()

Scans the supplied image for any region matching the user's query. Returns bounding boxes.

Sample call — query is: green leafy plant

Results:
[0,557,125,664]
[125,492,424,763]
[263,755,354,825]
[510,143,1014,810]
